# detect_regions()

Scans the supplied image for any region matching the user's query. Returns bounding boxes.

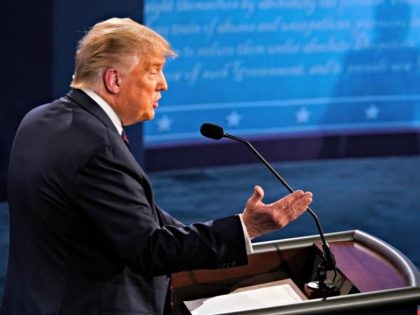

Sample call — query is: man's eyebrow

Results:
[145,62,164,68]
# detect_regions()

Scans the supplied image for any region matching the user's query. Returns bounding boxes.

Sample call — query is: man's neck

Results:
[82,89,123,135]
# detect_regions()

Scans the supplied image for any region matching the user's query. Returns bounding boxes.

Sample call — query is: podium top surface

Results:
[253,229,419,289]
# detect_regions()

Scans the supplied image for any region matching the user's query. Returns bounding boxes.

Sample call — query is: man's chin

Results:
[148,111,155,120]
[139,113,155,123]
[123,113,154,125]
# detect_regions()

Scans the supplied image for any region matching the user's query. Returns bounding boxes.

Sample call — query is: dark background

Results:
[0,0,145,201]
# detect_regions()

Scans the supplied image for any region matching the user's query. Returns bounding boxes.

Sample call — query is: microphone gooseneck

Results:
[200,122,339,296]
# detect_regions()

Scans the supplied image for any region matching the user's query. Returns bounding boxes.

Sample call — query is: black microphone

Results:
[200,123,224,140]
[200,122,339,296]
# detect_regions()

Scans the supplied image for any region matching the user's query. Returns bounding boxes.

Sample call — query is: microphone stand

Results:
[224,133,339,298]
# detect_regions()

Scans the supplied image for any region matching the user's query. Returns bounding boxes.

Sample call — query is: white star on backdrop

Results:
[226,111,242,127]
[295,107,310,124]
[365,104,380,120]
[157,115,172,132]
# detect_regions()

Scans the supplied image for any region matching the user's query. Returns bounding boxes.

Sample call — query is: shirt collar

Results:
[82,89,123,135]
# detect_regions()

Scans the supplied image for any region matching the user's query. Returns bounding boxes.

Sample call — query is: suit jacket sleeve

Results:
[71,141,248,277]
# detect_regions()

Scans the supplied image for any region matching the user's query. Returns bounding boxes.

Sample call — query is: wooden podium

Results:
[171,230,420,314]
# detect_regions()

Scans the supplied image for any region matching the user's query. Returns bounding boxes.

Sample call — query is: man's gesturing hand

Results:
[241,186,313,239]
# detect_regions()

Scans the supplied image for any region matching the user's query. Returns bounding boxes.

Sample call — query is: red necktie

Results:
[121,129,130,147]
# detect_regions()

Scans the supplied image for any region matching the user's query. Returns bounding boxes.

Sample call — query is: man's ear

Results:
[103,68,120,94]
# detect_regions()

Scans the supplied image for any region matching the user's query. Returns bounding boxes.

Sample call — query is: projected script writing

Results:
[144,0,420,146]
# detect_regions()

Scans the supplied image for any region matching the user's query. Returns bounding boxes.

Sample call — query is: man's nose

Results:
[157,71,168,91]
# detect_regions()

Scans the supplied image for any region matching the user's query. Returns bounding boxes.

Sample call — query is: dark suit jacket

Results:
[1,89,248,315]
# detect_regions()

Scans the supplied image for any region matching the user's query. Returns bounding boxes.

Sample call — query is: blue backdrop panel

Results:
[143,0,420,147]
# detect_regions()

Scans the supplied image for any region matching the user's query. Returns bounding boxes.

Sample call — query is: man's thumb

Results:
[250,185,264,203]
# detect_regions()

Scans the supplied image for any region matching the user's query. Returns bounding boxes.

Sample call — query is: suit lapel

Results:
[66,89,119,134]
[66,89,165,226]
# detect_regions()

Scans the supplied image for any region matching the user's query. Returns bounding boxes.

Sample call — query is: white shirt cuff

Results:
[239,214,254,255]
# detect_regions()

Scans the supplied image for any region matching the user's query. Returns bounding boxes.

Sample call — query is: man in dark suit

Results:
[1,18,312,314]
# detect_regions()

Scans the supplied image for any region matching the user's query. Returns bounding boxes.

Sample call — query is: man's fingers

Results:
[281,190,313,214]
[275,190,304,207]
